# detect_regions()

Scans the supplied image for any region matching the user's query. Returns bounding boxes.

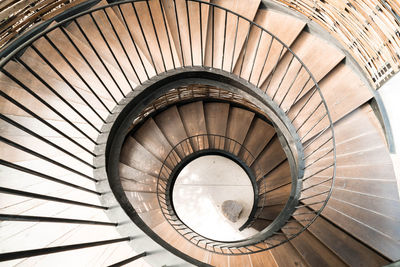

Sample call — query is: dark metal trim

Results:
[0,214,117,226]
[0,237,130,261]
[0,187,107,210]
[107,252,147,267]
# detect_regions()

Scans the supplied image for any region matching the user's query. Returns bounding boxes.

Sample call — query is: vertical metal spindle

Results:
[102,8,142,85]
[146,1,167,72]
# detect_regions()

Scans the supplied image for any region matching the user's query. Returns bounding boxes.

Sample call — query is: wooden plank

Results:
[251,135,287,178]
[259,160,291,193]
[250,250,277,267]
[133,118,173,167]
[225,106,255,155]
[233,9,305,85]
[204,0,261,71]
[154,105,192,154]
[241,118,275,162]
[294,208,389,266]
[283,221,347,267]
[120,137,163,177]
[204,102,229,149]
[269,241,309,267]
[178,101,208,151]
[261,32,344,109]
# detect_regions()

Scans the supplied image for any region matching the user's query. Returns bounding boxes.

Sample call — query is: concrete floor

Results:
[172,155,258,241]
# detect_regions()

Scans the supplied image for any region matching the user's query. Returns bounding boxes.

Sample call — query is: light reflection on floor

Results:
[173,155,258,241]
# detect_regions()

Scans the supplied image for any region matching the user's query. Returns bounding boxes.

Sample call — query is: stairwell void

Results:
[0,0,399,266]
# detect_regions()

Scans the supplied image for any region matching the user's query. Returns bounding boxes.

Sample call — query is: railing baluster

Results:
[0,237,130,261]
[43,35,112,115]
[71,19,127,97]
[0,187,106,209]
[0,136,95,181]
[58,27,118,104]
[256,36,274,87]
[230,16,239,73]
[221,9,227,68]
[89,13,135,90]
[146,1,167,72]
[0,214,117,226]
[107,252,147,267]
[249,30,263,82]
[0,91,97,153]
[185,0,194,66]
[103,8,142,84]
[173,0,185,67]
[0,159,99,195]
[0,114,94,168]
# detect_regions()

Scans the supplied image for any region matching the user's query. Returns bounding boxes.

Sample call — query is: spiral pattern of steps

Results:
[0,0,399,266]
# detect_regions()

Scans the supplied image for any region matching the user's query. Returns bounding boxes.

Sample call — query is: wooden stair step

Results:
[204,102,230,149]
[225,106,255,155]
[258,204,285,220]
[301,189,400,261]
[249,249,277,267]
[228,254,252,267]
[134,208,165,229]
[251,135,287,178]
[125,191,158,212]
[294,207,390,266]
[282,221,347,266]
[258,160,291,193]
[178,101,208,151]
[250,218,273,231]
[152,221,209,263]
[128,0,180,72]
[160,0,210,67]
[154,105,193,157]
[259,183,291,207]
[261,32,345,108]
[119,163,157,185]
[269,241,309,267]
[241,117,275,161]
[204,0,261,71]
[120,177,155,193]
[133,118,173,168]
[233,8,305,85]
[119,137,163,177]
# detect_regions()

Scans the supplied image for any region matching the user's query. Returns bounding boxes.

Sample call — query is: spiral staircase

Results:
[0,0,399,266]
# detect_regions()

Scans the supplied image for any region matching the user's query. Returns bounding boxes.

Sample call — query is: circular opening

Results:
[172,155,258,241]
